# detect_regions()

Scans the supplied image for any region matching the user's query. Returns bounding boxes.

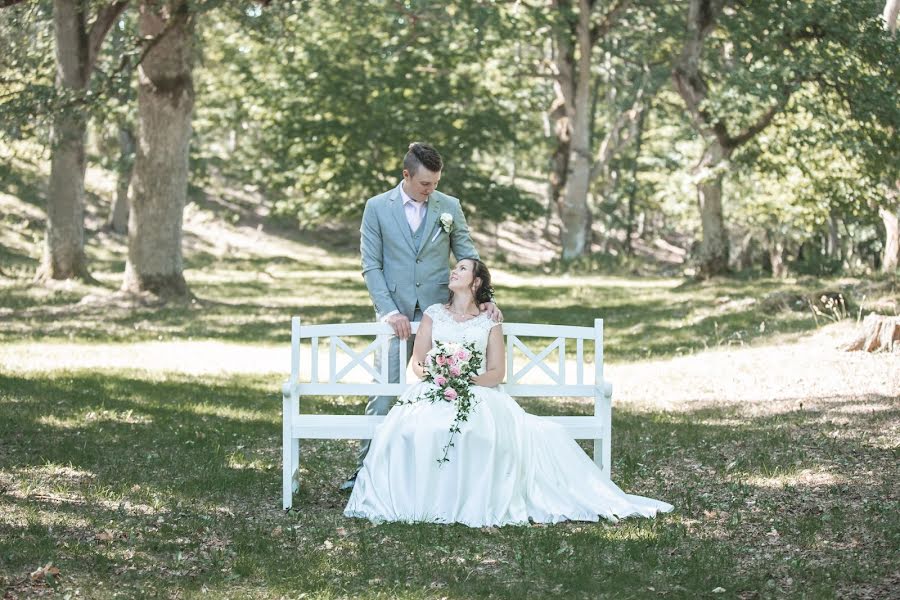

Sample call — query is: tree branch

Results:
[671,0,727,139]
[114,2,191,75]
[87,1,129,73]
[727,86,793,148]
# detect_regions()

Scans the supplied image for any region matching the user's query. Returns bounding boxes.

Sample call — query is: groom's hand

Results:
[386,313,412,340]
[480,301,503,323]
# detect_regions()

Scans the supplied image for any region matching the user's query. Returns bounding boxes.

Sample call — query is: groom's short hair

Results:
[404,142,443,175]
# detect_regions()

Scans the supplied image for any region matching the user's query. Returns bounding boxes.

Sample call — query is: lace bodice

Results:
[424,304,498,374]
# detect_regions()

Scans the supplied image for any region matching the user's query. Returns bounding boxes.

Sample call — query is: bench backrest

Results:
[288,317,606,398]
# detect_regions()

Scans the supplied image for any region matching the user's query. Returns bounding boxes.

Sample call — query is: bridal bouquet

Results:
[419,340,483,465]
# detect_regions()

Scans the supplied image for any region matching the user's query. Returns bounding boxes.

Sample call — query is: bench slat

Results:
[293,321,596,339]
[291,414,604,440]
[294,383,598,397]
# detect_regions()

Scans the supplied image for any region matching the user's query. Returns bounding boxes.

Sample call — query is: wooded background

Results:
[2,0,898,298]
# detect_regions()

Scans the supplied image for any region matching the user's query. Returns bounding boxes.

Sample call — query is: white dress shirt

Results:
[400,183,427,231]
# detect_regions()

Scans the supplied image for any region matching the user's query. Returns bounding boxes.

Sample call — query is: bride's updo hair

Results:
[449,258,494,305]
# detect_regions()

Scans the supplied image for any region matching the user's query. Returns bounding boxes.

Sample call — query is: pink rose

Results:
[436,355,446,366]
[455,349,470,361]
[449,365,462,377]
[443,387,458,401]
[447,355,458,366]
[434,375,447,387]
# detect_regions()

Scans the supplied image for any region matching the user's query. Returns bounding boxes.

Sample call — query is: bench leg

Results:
[291,438,300,493]
[283,437,300,509]
[283,393,299,509]
[595,382,613,480]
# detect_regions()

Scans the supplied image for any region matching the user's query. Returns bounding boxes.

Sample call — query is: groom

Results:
[343,142,498,490]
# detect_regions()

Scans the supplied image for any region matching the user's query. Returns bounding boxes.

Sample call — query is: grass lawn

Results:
[1,367,897,599]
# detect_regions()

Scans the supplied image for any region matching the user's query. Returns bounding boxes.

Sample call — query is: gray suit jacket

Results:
[360,184,479,319]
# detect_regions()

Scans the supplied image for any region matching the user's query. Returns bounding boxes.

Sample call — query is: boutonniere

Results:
[440,213,454,234]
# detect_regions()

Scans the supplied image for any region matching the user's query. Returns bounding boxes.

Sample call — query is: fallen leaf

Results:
[30,563,60,581]
[95,530,115,543]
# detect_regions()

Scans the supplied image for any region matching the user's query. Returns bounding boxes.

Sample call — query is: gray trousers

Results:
[356,306,422,468]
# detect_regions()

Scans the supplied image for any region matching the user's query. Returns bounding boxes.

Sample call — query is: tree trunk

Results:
[827,213,841,261]
[37,0,90,281]
[880,2,899,273]
[673,0,789,278]
[108,124,134,234]
[673,0,729,277]
[35,0,127,281]
[624,106,646,255]
[546,99,570,236]
[880,205,899,273]
[695,141,730,276]
[546,1,575,238]
[547,0,630,258]
[767,233,787,278]
[558,0,593,260]
[733,230,755,270]
[884,0,899,33]
[42,104,90,280]
[122,0,193,298]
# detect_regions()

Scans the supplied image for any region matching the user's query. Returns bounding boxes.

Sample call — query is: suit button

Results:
[416,259,421,263]
[416,282,421,287]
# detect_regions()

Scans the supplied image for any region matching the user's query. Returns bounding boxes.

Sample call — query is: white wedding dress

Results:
[344,304,673,527]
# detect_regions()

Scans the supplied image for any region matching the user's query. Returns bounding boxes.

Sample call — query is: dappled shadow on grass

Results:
[0,371,279,498]
[0,245,37,274]
[2,369,896,597]
[500,283,820,361]
[0,292,375,344]
[295,393,898,597]
[0,159,45,211]
[0,282,90,312]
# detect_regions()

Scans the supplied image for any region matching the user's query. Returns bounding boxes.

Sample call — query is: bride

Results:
[344,259,673,526]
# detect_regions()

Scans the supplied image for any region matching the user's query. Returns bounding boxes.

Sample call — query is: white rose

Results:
[440,212,454,233]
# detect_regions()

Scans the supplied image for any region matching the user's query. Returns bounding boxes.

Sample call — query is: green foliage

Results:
[0,1,55,141]
[722,1,900,183]
[1,0,897,273]
[192,1,542,226]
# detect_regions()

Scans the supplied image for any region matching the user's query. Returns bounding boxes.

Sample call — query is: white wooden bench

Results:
[281,318,613,509]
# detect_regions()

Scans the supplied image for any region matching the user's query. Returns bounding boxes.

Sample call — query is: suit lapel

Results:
[416,195,441,257]
[390,185,416,253]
